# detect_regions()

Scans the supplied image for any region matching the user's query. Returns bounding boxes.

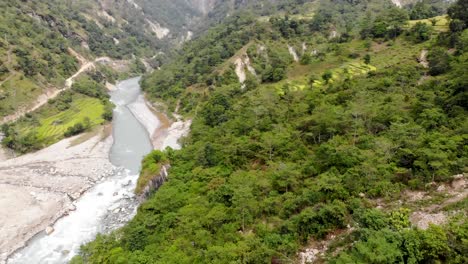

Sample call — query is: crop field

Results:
[17,95,105,145]
[408,15,449,32]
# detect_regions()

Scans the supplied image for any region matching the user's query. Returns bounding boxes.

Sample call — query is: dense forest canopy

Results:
[72,0,467,263]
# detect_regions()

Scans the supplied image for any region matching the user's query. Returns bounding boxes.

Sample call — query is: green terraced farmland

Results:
[408,15,449,32]
[17,95,105,145]
[311,62,376,88]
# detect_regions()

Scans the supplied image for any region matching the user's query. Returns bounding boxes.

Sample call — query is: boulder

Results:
[45,226,54,235]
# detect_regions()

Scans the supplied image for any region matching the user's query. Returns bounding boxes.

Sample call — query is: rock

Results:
[68,204,76,211]
[121,180,132,187]
[108,204,120,212]
[45,226,54,235]
[436,185,446,192]
[299,248,319,264]
[451,177,466,190]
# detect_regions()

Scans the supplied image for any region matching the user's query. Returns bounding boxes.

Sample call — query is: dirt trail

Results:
[1,49,99,125]
[416,49,429,85]
[0,72,17,87]
[419,49,429,68]
[0,47,17,87]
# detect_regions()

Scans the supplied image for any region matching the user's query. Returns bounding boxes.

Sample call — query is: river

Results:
[8,77,154,263]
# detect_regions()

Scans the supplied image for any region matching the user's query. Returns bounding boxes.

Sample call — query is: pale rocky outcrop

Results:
[190,0,216,15]
[234,54,257,84]
[299,248,319,264]
[288,45,299,62]
[146,19,170,39]
[138,165,170,201]
[391,0,402,8]
[410,212,447,230]
[98,10,116,23]
[126,0,142,10]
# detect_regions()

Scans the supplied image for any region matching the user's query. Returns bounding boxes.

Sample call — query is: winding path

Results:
[0,49,102,125]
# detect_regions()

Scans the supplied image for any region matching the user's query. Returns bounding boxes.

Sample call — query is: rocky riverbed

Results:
[0,127,114,263]
[3,77,192,264]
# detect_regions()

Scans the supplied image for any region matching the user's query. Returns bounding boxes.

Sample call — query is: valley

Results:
[0,0,467,263]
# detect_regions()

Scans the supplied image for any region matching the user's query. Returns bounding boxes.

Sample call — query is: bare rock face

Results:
[45,226,55,235]
[410,212,447,230]
[299,248,319,264]
[138,165,170,201]
[451,174,466,190]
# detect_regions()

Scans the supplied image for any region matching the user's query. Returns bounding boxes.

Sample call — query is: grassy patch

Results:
[311,62,376,88]
[0,74,44,117]
[10,93,106,149]
[407,15,449,32]
[135,150,168,195]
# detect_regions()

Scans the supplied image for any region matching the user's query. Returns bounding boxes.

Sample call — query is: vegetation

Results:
[1,76,112,153]
[73,0,468,263]
[332,211,467,263]
[135,150,168,195]
[0,0,163,118]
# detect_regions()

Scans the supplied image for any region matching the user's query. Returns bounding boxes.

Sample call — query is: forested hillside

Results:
[73,0,467,263]
[0,0,158,119]
[0,0,234,152]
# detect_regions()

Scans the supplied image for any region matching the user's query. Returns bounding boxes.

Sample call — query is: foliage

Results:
[427,47,451,75]
[332,213,467,264]
[135,150,168,195]
[448,0,468,31]
[64,117,90,137]
[74,0,468,263]
[409,22,433,43]
[408,0,446,20]
[1,76,111,153]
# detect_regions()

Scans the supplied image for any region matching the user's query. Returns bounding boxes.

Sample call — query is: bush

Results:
[63,118,90,137]
[427,47,451,75]
[410,22,433,43]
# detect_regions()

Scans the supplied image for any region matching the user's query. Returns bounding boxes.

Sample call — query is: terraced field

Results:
[408,15,449,32]
[274,61,376,95]
[18,96,105,145]
[311,62,376,88]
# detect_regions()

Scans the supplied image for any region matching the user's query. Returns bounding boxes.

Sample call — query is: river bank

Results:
[0,126,114,263]
[3,77,191,264]
[127,95,192,150]
[1,76,192,263]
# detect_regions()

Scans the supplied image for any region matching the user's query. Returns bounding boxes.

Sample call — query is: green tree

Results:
[427,47,451,75]
[410,22,433,43]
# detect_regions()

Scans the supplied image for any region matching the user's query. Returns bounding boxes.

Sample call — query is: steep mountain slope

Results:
[72,0,467,263]
[0,0,157,121]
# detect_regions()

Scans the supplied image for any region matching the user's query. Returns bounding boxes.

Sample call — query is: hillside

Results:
[0,0,157,120]
[71,0,467,263]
